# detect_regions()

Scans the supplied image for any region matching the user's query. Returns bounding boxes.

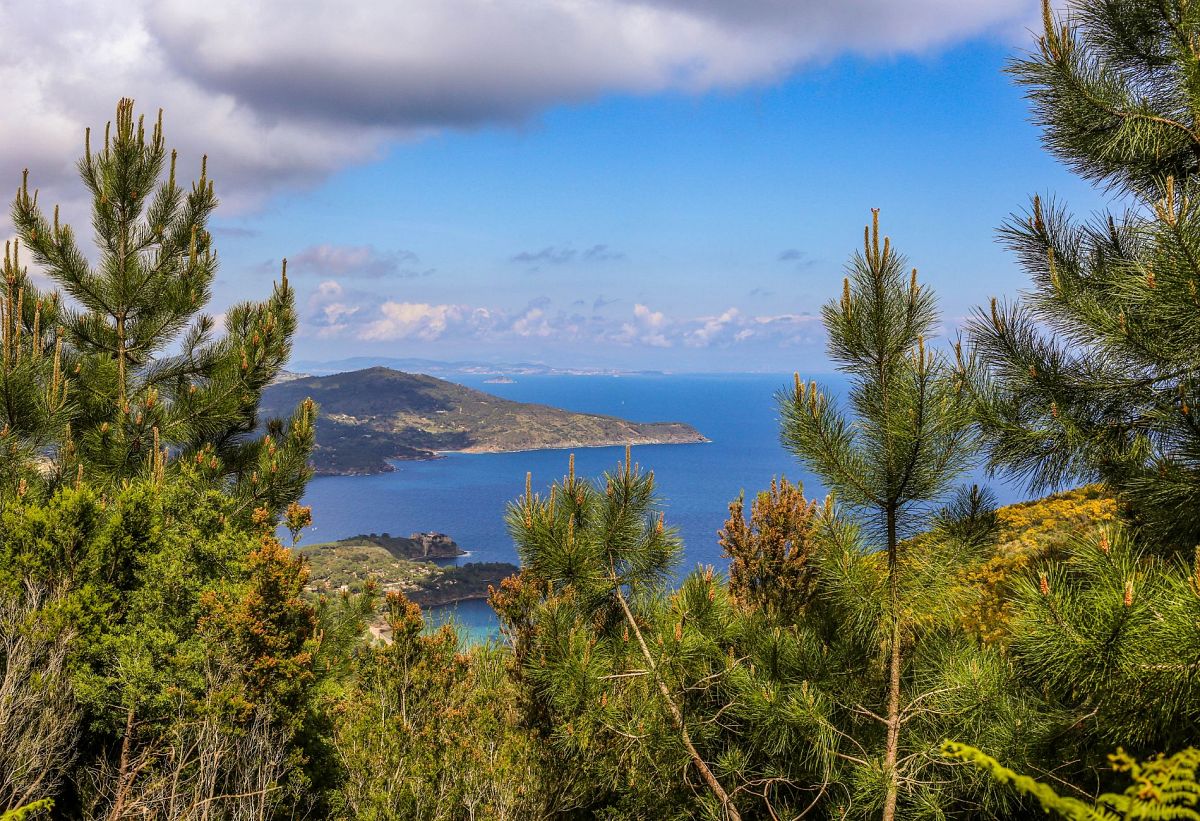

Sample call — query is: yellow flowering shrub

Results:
[961,485,1118,644]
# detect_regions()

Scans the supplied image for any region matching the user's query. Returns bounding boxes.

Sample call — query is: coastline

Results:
[437,434,711,456]
[313,434,711,476]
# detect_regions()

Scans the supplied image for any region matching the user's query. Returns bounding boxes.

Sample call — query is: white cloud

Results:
[305,279,362,338]
[1,0,1036,210]
[687,307,741,346]
[307,290,817,349]
[633,303,666,328]
[512,307,554,338]
[360,301,466,341]
[616,302,672,346]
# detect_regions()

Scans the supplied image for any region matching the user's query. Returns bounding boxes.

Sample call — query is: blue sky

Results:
[4,0,1115,371]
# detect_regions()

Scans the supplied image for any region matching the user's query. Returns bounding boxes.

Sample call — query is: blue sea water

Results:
[294,373,1030,640]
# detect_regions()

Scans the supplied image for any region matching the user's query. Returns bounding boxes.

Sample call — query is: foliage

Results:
[197,532,318,723]
[0,101,333,815]
[0,469,343,818]
[960,484,1117,643]
[1005,524,1200,761]
[501,451,744,819]
[777,211,985,821]
[0,800,54,821]
[719,476,819,621]
[944,741,1200,821]
[961,0,1200,801]
[332,591,544,820]
[0,242,70,499]
[968,0,1200,553]
[5,98,313,521]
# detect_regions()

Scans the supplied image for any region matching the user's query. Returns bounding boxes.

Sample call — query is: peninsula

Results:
[260,366,707,475]
[297,532,518,609]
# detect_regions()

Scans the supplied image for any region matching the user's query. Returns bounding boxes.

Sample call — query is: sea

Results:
[293,373,1031,642]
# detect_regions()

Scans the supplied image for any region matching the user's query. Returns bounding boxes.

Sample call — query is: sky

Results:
[1,0,1116,372]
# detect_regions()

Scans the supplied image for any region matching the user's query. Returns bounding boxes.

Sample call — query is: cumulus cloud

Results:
[605,302,819,349]
[634,304,666,327]
[511,307,556,338]
[360,301,467,341]
[306,279,362,338]
[2,0,1035,210]
[618,303,670,347]
[285,243,428,279]
[303,289,819,349]
[687,307,741,347]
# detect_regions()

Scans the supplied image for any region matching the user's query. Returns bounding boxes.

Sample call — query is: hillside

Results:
[260,367,708,475]
[962,484,1119,644]
[307,531,466,560]
[296,535,518,609]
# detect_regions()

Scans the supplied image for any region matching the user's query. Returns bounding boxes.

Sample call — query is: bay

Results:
[293,372,1029,639]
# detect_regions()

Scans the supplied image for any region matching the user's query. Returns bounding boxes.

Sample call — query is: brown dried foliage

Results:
[719,477,819,621]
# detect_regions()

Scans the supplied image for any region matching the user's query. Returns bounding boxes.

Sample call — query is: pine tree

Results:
[8,99,312,519]
[0,241,69,496]
[1005,523,1200,766]
[960,0,1200,796]
[778,211,978,821]
[968,0,1200,552]
[506,450,743,820]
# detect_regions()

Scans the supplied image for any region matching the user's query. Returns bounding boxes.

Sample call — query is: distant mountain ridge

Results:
[260,367,707,475]
[290,356,667,377]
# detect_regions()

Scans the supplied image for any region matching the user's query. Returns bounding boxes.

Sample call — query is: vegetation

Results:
[259,367,706,475]
[3,100,313,519]
[6,1,1200,819]
[299,537,516,608]
[967,0,1200,552]
[959,484,1118,643]
[778,212,980,821]
[298,539,435,593]
[944,742,1200,821]
[331,593,544,820]
[303,531,465,562]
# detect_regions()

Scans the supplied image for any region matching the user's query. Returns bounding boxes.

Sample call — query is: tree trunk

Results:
[882,505,902,821]
[117,211,128,409]
[116,311,127,409]
[611,575,742,821]
[108,705,136,821]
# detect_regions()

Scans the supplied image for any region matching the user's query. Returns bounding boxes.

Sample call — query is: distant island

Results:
[297,532,517,609]
[260,366,708,475]
[289,355,671,378]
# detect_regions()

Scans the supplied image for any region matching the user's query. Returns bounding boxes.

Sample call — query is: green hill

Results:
[260,367,708,475]
[296,534,518,609]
